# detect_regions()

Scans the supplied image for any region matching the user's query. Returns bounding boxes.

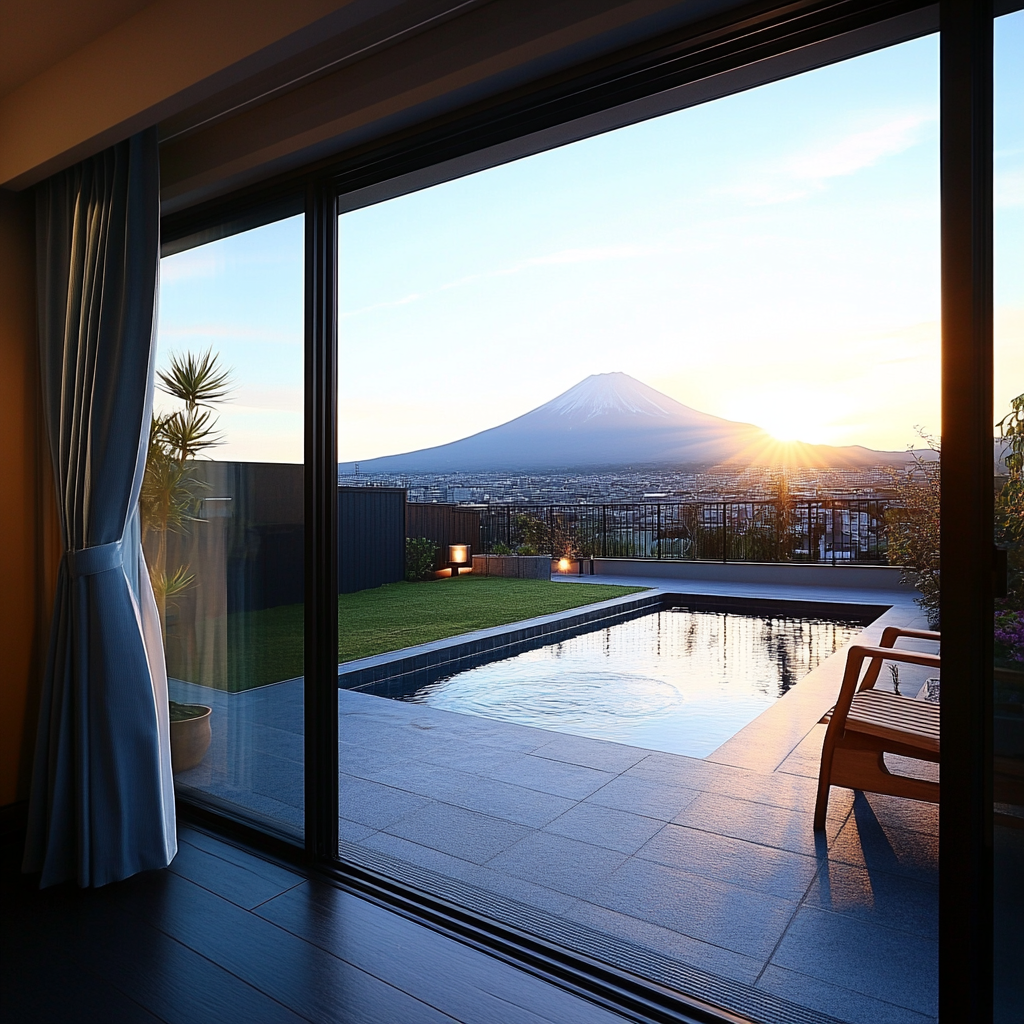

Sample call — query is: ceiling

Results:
[1,0,750,196]
[0,0,155,98]
[10,0,1007,210]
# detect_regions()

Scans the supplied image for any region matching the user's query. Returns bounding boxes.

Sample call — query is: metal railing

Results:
[478,500,888,564]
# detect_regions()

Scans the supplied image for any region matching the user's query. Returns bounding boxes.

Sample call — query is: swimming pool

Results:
[402,604,867,757]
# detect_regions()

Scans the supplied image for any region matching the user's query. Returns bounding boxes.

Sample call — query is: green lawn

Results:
[221,575,645,691]
[337,576,645,663]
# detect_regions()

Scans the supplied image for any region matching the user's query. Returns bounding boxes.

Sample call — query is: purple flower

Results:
[995,607,1024,662]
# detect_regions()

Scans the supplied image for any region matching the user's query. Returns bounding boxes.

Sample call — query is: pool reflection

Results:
[405,608,863,757]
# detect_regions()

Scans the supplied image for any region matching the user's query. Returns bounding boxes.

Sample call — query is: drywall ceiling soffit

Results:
[158,0,751,211]
[157,0,498,146]
[0,0,441,189]
[0,0,156,98]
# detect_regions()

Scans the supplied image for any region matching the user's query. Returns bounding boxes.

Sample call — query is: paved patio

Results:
[172,576,942,1024]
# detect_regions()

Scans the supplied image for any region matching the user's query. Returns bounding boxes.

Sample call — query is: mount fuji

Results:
[342,372,913,473]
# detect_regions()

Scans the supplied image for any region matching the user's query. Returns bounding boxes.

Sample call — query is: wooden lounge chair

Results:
[814,626,941,831]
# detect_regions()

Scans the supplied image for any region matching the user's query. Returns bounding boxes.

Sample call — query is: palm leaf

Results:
[157,349,234,410]
[151,564,195,605]
[161,406,222,461]
[141,412,207,533]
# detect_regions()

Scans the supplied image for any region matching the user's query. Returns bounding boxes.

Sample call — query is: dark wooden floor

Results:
[1,826,629,1024]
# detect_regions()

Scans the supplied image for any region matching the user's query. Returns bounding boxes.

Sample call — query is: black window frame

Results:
[160,0,999,1018]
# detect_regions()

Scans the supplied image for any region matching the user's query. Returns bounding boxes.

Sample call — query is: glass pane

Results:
[993,10,1024,1020]
[151,216,304,840]
[338,36,940,1022]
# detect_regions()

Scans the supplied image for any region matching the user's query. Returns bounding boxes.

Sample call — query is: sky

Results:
[156,14,1023,465]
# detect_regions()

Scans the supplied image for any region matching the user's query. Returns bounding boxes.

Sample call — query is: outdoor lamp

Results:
[558,558,571,572]
[448,544,470,577]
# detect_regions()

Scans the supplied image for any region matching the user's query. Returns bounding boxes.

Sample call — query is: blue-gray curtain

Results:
[24,128,176,888]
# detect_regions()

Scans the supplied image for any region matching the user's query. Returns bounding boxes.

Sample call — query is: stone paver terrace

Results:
[172,575,940,1024]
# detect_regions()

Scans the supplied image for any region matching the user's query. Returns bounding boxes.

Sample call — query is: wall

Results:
[0,0,350,189]
[589,557,906,590]
[406,503,482,571]
[338,486,406,594]
[155,469,408,686]
[155,460,306,688]
[0,189,59,809]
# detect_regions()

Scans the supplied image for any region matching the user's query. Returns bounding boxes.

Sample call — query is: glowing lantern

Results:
[448,544,470,577]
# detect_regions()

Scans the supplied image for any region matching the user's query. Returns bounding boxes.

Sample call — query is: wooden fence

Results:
[406,503,482,571]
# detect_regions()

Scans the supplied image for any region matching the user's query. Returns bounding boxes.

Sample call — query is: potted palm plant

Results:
[141,349,233,773]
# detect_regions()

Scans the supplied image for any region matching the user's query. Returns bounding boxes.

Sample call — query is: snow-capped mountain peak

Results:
[341,372,912,473]
[546,372,675,421]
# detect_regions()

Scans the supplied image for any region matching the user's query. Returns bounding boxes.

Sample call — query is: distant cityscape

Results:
[337,465,901,505]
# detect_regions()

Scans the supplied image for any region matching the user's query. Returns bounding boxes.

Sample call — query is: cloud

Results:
[723,112,933,205]
[442,244,660,289]
[789,114,928,180]
[160,250,223,283]
[519,244,658,267]
[341,245,664,318]
[996,166,1024,208]
[340,292,425,320]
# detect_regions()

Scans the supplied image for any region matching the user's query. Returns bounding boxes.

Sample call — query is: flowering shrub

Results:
[995,606,1024,664]
[991,606,1024,663]
[994,394,1024,667]
[995,610,1024,662]
[885,395,1024,635]
[997,394,1024,608]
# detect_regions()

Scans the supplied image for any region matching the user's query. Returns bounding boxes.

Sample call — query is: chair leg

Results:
[813,776,830,831]
[814,720,841,831]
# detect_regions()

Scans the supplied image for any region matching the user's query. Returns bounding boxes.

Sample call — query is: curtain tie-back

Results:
[66,538,124,579]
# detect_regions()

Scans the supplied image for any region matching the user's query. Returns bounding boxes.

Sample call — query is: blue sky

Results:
[157,216,304,462]
[157,15,1023,465]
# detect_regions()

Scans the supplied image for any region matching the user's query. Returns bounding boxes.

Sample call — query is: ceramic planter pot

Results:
[170,704,212,773]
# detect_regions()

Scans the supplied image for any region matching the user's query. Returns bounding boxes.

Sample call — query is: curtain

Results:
[24,128,176,887]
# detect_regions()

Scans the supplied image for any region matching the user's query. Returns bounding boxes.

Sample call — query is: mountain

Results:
[342,372,918,473]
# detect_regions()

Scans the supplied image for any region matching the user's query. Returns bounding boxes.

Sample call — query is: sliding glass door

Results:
[155,215,305,840]
[154,3,1009,1020]
[333,29,944,1023]
[993,9,1024,1021]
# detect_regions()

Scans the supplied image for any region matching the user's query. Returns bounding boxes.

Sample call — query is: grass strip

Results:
[337,576,644,664]
[218,576,644,690]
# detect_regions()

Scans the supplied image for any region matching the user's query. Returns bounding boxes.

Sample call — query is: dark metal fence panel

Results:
[338,487,406,594]
[406,503,483,571]
[156,461,307,617]
[156,461,308,686]
[476,499,888,564]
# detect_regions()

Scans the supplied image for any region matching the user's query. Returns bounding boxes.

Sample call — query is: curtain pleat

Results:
[24,128,176,888]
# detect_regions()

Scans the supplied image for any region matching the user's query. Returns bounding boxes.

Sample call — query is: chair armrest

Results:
[861,627,941,688]
[829,645,942,734]
[879,627,941,646]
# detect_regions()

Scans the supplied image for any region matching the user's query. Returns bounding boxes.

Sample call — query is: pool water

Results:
[403,606,864,757]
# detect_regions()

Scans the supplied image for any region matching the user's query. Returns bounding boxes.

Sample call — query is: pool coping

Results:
[706,598,934,773]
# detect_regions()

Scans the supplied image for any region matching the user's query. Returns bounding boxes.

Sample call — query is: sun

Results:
[758,413,807,444]
[735,397,832,446]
